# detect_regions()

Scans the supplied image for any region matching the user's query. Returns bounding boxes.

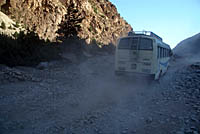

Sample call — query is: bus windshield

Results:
[118,37,153,50]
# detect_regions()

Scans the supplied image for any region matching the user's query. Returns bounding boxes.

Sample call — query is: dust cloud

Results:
[77,54,154,115]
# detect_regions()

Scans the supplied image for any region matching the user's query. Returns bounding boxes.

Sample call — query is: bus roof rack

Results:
[129,31,163,41]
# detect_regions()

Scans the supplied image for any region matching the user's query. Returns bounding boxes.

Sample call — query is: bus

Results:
[115,31,172,80]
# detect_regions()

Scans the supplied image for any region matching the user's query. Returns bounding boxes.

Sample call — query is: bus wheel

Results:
[157,70,162,82]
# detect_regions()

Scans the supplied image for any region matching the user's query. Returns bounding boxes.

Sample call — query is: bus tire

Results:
[155,70,162,80]
[158,70,162,81]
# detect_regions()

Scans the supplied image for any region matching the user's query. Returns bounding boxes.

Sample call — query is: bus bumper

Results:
[115,71,155,79]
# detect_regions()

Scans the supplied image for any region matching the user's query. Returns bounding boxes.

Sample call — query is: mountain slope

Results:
[173,33,200,58]
[0,0,132,45]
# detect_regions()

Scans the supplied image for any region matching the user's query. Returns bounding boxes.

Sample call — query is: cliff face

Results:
[0,0,132,45]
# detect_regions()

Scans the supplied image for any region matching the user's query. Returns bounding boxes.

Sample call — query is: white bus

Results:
[115,31,172,80]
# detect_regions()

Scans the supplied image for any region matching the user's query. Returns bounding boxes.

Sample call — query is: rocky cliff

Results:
[0,0,132,45]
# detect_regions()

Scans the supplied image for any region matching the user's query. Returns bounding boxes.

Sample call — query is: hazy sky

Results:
[109,0,200,48]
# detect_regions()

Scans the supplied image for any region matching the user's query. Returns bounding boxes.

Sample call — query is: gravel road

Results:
[0,53,199,134]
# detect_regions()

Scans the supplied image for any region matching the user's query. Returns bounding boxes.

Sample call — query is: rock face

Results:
[0,0,132,45]
[0,0,66,41]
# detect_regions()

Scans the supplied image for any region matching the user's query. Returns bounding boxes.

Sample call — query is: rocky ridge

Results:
[0,0,132,45]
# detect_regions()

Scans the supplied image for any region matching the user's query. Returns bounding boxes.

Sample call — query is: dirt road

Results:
[0,53,199,134]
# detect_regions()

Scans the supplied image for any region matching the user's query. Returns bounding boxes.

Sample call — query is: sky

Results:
[109,0,200,48]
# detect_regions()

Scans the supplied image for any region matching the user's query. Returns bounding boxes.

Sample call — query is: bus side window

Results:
[164,48,165,57]
[167,49,169,57]
[160,47,162,58]
[163,48,165,58]
[157,46,159,58]
[162,48,164,58]
[166,49,168,57]
[163,49,165,57]
[168,49,170,57]
[159,47,161,58]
